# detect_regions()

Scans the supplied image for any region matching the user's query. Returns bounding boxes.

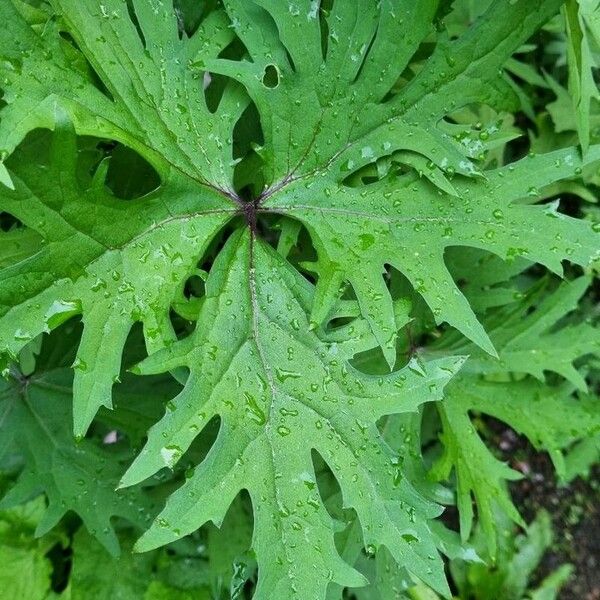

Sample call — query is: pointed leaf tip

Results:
[0,163,15,190]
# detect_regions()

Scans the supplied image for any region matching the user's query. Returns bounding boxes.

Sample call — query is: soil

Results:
[497,428,600,600]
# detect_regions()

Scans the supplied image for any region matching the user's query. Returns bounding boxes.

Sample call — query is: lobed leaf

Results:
[0,365,158,556]
[0,125,234,435]
[431,279,600,556]
[122,231,465,598]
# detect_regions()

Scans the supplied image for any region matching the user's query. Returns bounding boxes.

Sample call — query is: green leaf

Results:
[431,395,525,557]
[454,379,600,478]
[122,231,464,599]
[431,280,600,556]
[1,2,599,597]
[438,277,600,391]
[0,364,158,555]
[450,510,569,600]
[68,528,213,600]
[434,376,600,556]
[0,538,53,600]
[0,125,234,436]
[202,0,596,363]
[0,498,61,600]
[563,0,600,152]
[69,529,155,600]
[0,0,244,185]
[266,146,600,366]
[0,228,43,269]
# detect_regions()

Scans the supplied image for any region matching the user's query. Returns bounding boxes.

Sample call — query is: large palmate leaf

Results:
[1,1,600,598]
[2,1,598,379]
[121,231,465,598]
